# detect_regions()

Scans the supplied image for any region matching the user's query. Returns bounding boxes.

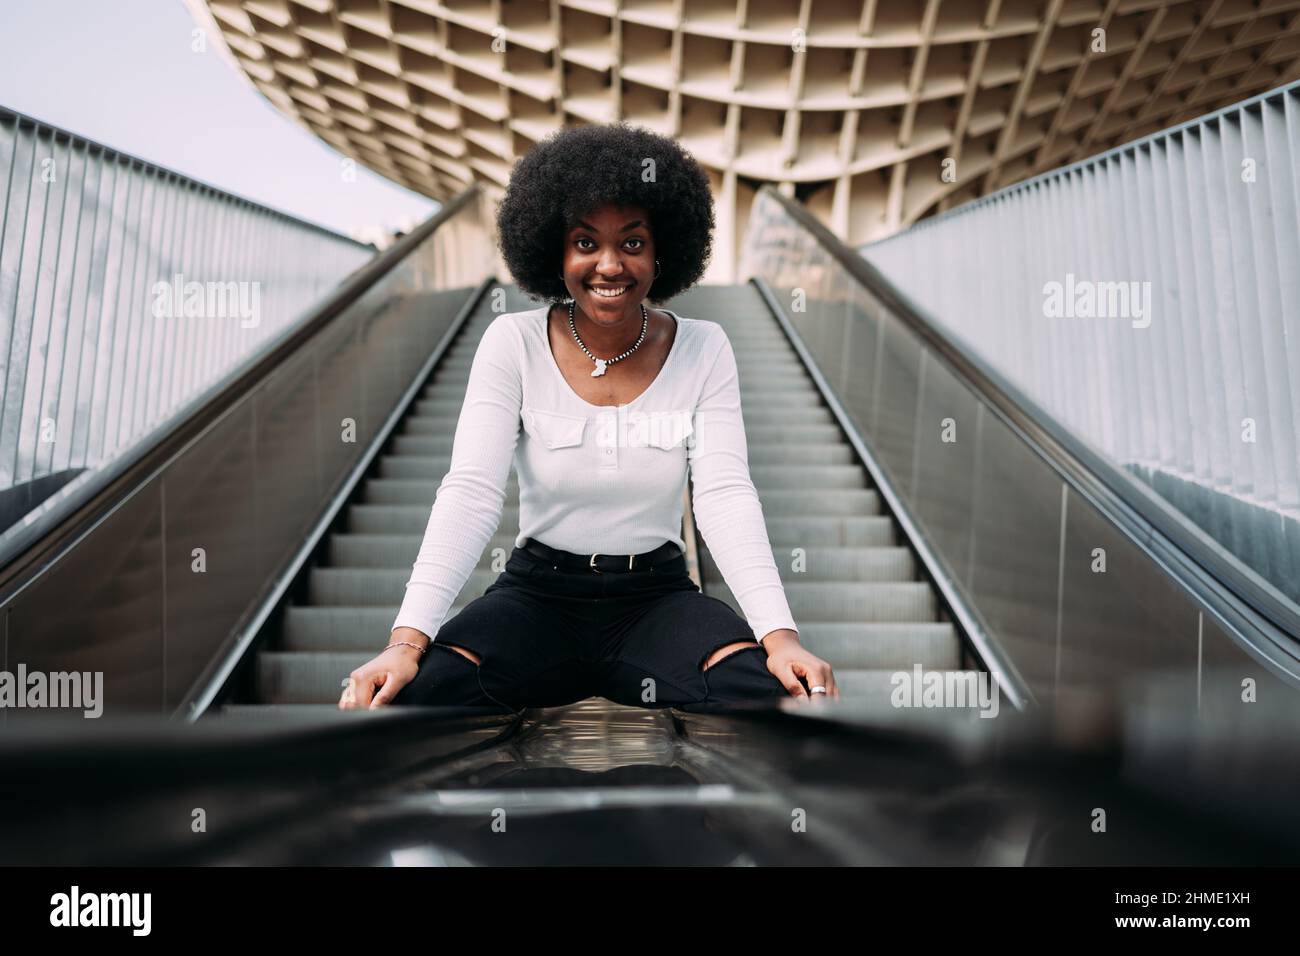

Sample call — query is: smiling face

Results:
[560,203,656,326]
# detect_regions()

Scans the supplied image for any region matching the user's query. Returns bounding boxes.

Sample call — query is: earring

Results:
[653,259,661,279]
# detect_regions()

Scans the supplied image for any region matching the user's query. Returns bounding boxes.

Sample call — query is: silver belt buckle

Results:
[590,553,637,572]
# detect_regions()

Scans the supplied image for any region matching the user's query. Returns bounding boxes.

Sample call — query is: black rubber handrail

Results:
[759,184,1300,680]
[0,184,482,600]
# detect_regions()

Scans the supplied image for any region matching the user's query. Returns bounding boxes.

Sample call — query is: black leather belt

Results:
[522,536,683,573]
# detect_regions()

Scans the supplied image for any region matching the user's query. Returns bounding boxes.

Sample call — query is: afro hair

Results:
[495,122,715,305]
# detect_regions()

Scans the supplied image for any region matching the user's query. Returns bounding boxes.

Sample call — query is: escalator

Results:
[3,184,1299,868]
[225,281,974,719]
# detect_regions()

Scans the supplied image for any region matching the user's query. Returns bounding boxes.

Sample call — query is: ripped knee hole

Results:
[701,641,758,671]
[439,643,482,666]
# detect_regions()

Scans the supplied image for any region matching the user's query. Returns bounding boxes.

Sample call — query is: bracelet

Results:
[385,641,427,655]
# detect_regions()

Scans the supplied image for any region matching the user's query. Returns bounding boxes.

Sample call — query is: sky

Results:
[0,0,438,241]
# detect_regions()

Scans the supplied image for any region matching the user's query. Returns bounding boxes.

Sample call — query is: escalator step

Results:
[709,580,936,623]
[701,546,913,582]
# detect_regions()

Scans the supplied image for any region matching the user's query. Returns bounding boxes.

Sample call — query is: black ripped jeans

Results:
[390,541,789,714]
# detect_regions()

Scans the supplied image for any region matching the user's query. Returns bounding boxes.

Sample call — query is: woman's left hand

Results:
[761,630,840,701]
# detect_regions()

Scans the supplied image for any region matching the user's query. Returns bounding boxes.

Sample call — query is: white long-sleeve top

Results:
[390,303,799,645]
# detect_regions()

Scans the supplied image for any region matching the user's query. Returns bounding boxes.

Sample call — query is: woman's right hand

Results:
[338,630,428,710]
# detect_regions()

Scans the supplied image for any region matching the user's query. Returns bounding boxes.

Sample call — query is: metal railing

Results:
[0,106,375,531]
[0,184,496,719]
[742,182,1300,718]
[860,80,1300,613]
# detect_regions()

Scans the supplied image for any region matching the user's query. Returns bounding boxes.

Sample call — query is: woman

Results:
[340,123,838,713]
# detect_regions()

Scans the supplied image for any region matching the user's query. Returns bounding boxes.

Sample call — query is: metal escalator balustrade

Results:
[0,106,375,537]
[860,80,1300,617]
[0,184,496,722]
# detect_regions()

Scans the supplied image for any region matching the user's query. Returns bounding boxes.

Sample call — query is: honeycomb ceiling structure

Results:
[195,0,1300,279]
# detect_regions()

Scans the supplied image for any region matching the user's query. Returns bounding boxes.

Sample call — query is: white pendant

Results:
[591,358,607,377]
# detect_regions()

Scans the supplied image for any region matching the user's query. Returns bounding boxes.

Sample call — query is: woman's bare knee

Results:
[441,643,482,666]
[702,641,754,671]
